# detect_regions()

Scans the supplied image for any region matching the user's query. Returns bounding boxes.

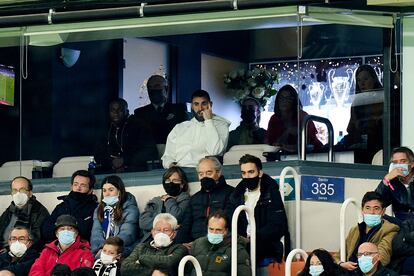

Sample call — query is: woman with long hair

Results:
[90,175,140,258]
[298,249,349,276]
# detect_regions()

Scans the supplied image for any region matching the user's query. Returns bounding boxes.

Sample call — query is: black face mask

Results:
[163,182,182,197]
[242,176,260,190]
[200,177,216,192]
[241,108,256,123]
[148,89,166,105]
[69,191,91,201]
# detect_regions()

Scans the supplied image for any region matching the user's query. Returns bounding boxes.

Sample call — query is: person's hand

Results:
[385,167,407,183]
[339,261,358,271]
[201,103,213,120]
[161,194,173,201]
[112,157,125,170]
[183,242,193,251]
[152,270,168,276]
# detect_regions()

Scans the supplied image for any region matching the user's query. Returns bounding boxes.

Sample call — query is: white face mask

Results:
[9,241,27,257]
[100,252,115,265]
[12,192,28,208]
[153,232,172,248]
[389,163,410,177]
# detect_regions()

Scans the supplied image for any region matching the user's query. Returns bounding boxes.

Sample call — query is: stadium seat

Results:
[53,156,91,178]
[223,144,278,165]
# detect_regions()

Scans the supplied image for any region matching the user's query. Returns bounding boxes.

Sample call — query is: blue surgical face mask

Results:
[363,214,382,228]
[207,232,224,245]
[102,195,119,206]
[309,265,324,276]
[58,230,75,245]
[358,255,375,273]
[389,163,410,177]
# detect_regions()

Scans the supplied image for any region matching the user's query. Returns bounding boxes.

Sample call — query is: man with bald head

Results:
[0,177,49,251]
[357,242,398,275]
[134,75,188,144]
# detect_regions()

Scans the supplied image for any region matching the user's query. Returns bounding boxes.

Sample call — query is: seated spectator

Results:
[42,170,98,243]
[190,211,251,276]
[177,157,234,243]
[134,75,188,144]
[0,176,49,251]
[94,98,158,173]
[93,236,123,276]
[50,264,71,276]
[162,89,230,168]
[339,192,399,273]
[90,175,140,257]
[357,242,398,276]
[266,84,322,152]
[0,226,39,275]
[227,97,266,151]
[72,267,96,276]
[139,166,190,242]
[389,217,414,275]
[227,154,288,275]
[29,215,94,275]
[121,213,187,276]
[298,248,349,276]
[376,146,414,222]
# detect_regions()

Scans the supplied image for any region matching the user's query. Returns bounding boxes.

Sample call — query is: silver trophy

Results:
[328,68,354,107]
[308,82,326,108]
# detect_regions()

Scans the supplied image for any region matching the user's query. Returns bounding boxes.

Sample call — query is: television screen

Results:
[0,65,15,106]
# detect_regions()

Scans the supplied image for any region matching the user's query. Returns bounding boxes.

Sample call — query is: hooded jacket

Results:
[29,235,94,276]
[90,192,140,257]
[227,173,289,262]
[176,176,234,243]
[0,195,49,249]
[41,191,98,243]
[162,115,231,168]
[139,191,190,242]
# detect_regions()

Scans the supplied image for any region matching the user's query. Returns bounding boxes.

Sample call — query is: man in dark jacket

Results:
[357,242,398,276]
[0,226,39,275]
[227,154,288,276]
[0,176,49,251]
[134,75,188,144]
[41,170,98,243]
[177,157,234,243]
[94,98,159,173]
[389,218,414,274]
[121,213,187,276]
[190,210,251,276]
[376,146,414,222]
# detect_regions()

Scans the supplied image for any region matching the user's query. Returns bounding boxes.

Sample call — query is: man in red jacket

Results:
[29,214,94,275]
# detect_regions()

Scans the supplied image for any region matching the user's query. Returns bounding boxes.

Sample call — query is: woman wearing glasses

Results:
[139,166,190,243]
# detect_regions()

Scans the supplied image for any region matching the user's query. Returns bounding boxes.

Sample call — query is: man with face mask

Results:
[95,98,158,173]
[227,154,288,276]
[176,157,234,243]
[121,213,187,276]
[357,242,398,276]
[0,176,49,252]
[42,170,98,243]
[30,215,94,276]
[162,89,230,168]
[227,98,266,151]
[376,146,414,222]
[134,75,188,145]
[339,192,399,273]
[190,211,251,276]
[0,226,39,275]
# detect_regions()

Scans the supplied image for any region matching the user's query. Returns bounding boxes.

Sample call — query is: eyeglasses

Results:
[11,188,29,195]
[357,251,378,258]
[164,180,182,185]
[9,236,29,243]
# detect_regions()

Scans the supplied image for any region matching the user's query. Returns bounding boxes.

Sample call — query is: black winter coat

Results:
[176,176,234,243]
[389,218,414,272]
[227,173,289,262]
[0,247,39,275]
[41,192,98,243]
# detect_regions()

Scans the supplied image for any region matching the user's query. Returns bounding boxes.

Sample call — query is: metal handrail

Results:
[300,114,334,162]
[231,205,256,276]
[178,255,203,276]
[340,198,360,262]
[285,248,308,276]
[280,166,301,250]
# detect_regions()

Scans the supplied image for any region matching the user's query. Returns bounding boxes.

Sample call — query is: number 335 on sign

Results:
[301,175,344,203]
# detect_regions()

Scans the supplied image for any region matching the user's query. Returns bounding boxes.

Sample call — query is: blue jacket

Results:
[41,192,98,243]
[90,192,140,257]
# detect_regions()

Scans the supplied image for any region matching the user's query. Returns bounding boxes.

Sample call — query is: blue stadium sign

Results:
[301,175,344,203]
